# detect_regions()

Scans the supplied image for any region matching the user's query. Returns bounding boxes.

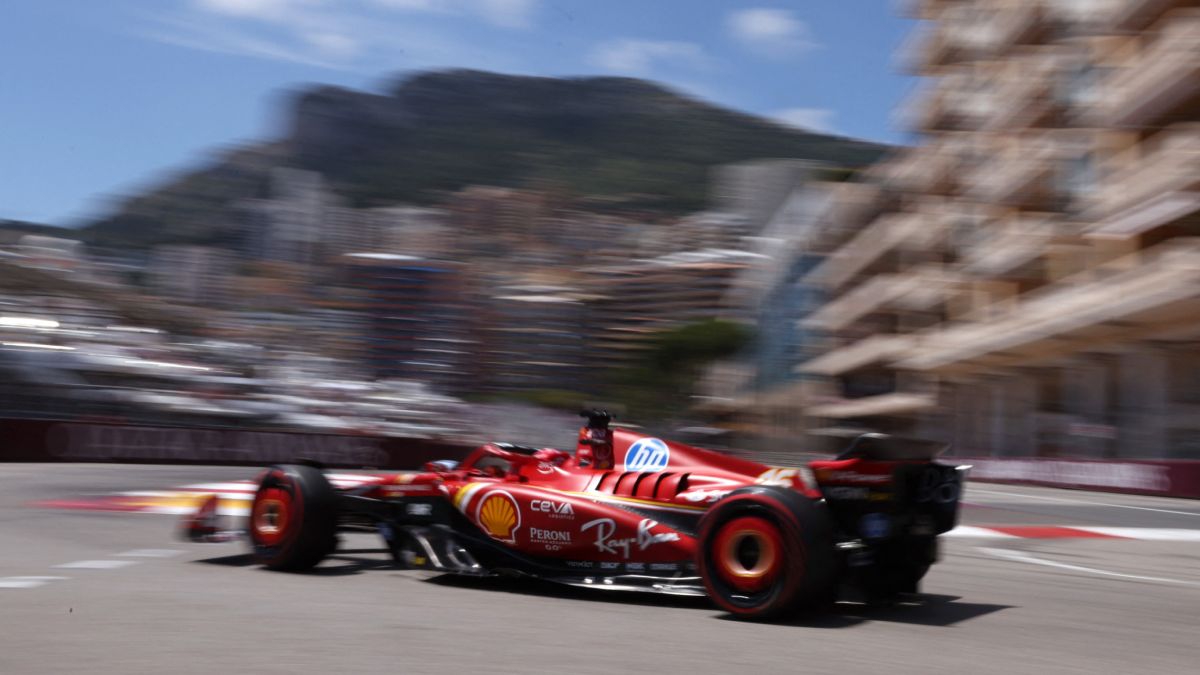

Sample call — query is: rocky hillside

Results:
[82,70,889,249]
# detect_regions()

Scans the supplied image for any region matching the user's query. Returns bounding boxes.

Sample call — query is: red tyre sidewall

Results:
[697,494,810,618]
[711,515,787,594]
[251,470,306,565]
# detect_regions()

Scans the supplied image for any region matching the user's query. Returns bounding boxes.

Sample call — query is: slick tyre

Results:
[697,486,836,620]
[249,464,338,571]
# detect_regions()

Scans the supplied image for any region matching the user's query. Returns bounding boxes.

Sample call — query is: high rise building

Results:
[483,283,589,393]
[146,245,235,307]
[585,249,764,374]
[797,0,1200,458]
[343,254,479,394]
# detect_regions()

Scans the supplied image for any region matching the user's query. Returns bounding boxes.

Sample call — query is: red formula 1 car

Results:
[188,411,967,620]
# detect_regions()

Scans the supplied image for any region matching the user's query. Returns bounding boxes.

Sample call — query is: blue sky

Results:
[1,0,917,226]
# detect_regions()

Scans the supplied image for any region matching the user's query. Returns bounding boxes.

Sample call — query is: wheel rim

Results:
[712,516,784,594]
[252,486,292,547]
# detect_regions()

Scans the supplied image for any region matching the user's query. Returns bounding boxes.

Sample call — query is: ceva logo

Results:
[624,438,670,472]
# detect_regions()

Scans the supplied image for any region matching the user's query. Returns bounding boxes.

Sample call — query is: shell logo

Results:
[476,490,520,543]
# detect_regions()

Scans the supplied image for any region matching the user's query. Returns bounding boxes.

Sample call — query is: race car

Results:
[185,410,967,620]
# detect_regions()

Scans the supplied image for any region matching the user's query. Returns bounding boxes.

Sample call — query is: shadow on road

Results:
[193,549,397,576]
[425,574,712,611]
[194,553,256,567]
[427,575,1011,627]
[796,593,1012,628]
[192,550,1011,627]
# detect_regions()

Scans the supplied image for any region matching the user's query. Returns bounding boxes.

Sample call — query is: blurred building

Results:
[371,206,452,258]
[699,179,866,446]
[713,159,831,232]
[656,211,754,254]
[16,235,84,272]
[446,186,552,258]
[795,0,1200,459]
[251,168,333,265]
[147,245,235,307]
[320,206,378,260]
[483,283,589,393]
[343,253,478,394]
[585,249,764,374]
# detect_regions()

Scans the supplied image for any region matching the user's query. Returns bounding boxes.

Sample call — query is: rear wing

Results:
[835,433,949,462]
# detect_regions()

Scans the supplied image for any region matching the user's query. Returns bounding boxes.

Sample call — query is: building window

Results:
[1058,62,1104,111]
[1058,152,1096,213]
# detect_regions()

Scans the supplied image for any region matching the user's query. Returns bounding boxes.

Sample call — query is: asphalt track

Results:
[3,464,1199,674]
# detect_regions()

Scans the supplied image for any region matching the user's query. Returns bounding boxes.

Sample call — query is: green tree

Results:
[610,319,752,422]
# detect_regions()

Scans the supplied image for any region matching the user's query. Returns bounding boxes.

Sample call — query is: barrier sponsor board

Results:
[956,456,1200,499]
[0,419,473,470]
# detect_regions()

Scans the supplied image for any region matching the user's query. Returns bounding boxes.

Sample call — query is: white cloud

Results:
[727,8,817,59]
[774,107,836,133]
[370,0,538,28]
[589,39,707,76]
[476,0,538,28]
[194,0,324,21]
[370,0,440,9]
[141,20,348,69]
[302,31,361,59]
[140,1,530,71]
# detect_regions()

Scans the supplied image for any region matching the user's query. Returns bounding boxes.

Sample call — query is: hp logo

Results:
[625,438,670,472]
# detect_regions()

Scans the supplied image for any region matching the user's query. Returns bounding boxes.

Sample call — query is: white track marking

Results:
[174,492,253,500]
[0,577,68,589]
[182,482,256,492]
[947,525,1200,540]
[969,488,1200,517]
[117,549,183,558]
[137,504,250,517]
[1076,527,1200,541]
[325,473,380,483]
[54,560,139,570]
[943,526,1018,538]
[978,547,1200,587]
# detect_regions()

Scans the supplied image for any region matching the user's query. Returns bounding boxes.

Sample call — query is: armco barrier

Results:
[953,456,1200,499]
[0,419,474,470]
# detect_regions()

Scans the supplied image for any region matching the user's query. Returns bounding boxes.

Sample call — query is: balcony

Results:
[806,211,945,290]
[960,213,1068,277]
[899,16,991,73]
[820,181,885,229]
[899,75,986,132]
[984,0,1045,53]
[803,265,959,331]
[798,335,914,376]
[982,54,1063,131]
[1086,124,1200,237]
[872,145,956,194]
[897,238,1200,371]
[1109,0,1196,31]
[802,274,906,331]
[901,0,959,20]
[1104,9,1200,127]
[805,392,938,419]
[963,134,1060,206]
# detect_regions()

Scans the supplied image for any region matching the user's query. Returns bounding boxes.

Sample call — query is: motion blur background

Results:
[1,0,1198,465]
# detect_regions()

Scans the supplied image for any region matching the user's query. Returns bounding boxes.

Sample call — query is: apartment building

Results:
[586,249,764,375]
[798,0,1200,459]
[483,283,589,394]
[343,253,479,394]
[146,245,236,307]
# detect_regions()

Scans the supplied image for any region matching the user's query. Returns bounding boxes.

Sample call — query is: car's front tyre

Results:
[249,464,338,571]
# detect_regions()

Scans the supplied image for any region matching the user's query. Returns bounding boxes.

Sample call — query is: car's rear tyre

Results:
[697,486,836,620]
[249,464,338,571]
